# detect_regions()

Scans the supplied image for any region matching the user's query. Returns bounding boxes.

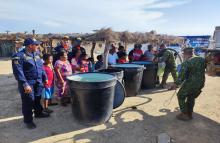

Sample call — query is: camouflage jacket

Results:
[176,56,206,89]
[159,50,176,68]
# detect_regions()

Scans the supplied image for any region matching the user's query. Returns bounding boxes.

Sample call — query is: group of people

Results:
[11,36,106,129]
[11,36,206,129]
[107,43,156,65]
[107,43,177,89]
[107,42,206,122]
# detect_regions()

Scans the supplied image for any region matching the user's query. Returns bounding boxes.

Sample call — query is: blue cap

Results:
[23,38,42,46]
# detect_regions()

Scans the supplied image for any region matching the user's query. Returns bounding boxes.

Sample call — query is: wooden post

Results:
[125,42,128,51]
[49,38,53,54]
[91,41,96,59]
[102,41,111,69]
[32,30,35,37]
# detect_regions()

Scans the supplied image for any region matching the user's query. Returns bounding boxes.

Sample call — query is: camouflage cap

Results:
[15,38,24,44]
[183,47,194,54]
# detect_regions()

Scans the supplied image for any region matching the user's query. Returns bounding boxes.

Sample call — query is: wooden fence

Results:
[0,40,14,57]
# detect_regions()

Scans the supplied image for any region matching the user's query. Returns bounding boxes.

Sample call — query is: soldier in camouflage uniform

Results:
[175,47,206,121]
[158,44,177,88]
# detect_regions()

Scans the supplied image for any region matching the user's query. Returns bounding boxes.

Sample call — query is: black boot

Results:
[188,112,193,119]
[43,108,53,114]
[35,112,50,118]
[25,122,36,129]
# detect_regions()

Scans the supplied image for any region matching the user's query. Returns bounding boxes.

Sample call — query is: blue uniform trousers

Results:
[18,82,43,123]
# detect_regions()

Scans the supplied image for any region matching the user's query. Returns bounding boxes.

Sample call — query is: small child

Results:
[42,54,55,113]
[118,52,127,64]
[71,49,81,73]
[95,55,103,70]
[79,54,89,73]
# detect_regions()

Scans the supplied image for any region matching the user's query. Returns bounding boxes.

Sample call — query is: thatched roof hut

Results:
[82,28,184,45]
[0,28,185,57]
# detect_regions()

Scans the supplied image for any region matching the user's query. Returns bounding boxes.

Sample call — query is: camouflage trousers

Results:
[177,87,202,113]
[161,66,177,85]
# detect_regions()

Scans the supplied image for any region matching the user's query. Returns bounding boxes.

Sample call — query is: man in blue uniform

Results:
[12,38,50,129]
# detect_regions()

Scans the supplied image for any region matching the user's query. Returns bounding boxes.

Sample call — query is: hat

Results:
[15,38,24,44]
[62,36,69,40]
[76,37,82,41]
[183,47,194,53]
[23,38,42,46]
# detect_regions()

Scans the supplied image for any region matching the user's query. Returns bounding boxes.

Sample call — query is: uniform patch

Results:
[11,57,20,60]
[13,60,19,64]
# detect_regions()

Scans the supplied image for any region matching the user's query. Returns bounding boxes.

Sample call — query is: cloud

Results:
[0,0,191,33]
[146,0,191,9]
[43,21,62,27]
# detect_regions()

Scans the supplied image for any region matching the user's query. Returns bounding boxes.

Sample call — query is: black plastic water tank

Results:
[98,69,126,109]
[110,64,144,97]
[67,73,117,125]
[132,61,157,89]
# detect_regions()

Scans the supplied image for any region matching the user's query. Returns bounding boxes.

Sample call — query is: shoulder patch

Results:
[11,57,20,60]
[13,60,19,65]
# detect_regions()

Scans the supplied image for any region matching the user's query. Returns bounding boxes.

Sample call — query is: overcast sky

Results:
[0,0,219,35]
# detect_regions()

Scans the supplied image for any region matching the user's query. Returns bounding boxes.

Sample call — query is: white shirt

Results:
[108,53,118,65]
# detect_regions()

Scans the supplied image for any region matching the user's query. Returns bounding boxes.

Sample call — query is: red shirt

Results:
[118,58,127,64]
[133,49,143,61]
[43,65,54,88]
[80,60,89,73]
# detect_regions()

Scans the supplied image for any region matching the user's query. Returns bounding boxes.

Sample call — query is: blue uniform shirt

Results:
[11,49,47,88]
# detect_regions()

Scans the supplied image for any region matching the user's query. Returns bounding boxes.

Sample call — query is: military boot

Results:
[188,112,193,119]
[176,112,191,121]
[158,84,166,89]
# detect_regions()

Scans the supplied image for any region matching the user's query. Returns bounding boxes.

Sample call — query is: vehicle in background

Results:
[213,26,220,48]
[206,26,220,76]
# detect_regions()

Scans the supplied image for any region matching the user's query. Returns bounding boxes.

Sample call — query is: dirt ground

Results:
[0,58,220,143]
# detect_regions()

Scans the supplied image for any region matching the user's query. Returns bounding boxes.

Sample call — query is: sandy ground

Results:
[0,58,220,143]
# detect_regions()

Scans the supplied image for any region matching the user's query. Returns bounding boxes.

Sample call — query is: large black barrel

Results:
[132,61,157,89]
[98,69,126,109]
[67,73,117,125]
[98,69,123,82]
[111,64,144,97]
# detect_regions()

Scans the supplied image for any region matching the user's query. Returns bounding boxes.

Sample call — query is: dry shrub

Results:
[95,28,119,42]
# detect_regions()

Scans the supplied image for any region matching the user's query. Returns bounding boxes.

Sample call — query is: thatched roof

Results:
[83,28,120,42]
[0,28,185,44]
[83,28,184,44]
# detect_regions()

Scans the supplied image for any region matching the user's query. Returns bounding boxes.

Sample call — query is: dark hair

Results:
[43,54,52,61]
[97,55,103,61]
[118,51,126,58]
[118,46,125,51]
[80,53,87,59]
[148,45,153,51]
[58,51,67,59]
[88,57,94,61]
[134,44,142,49]
[82,53,87,56]
[72,49,81,58]
[88,57,95,64]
